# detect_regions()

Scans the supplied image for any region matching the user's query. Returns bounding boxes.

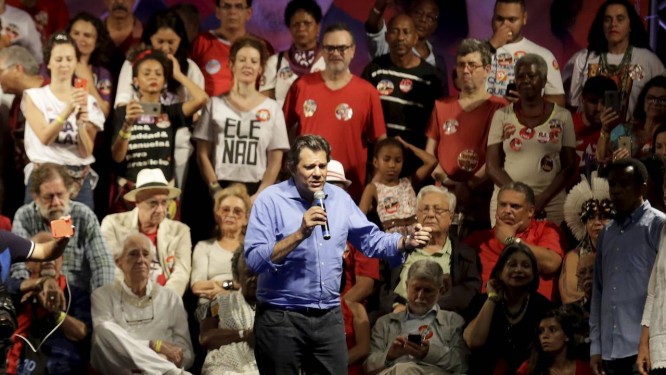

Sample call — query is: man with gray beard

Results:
[8,163,114,294]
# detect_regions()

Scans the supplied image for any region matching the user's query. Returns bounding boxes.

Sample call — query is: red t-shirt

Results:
[465,220,564,300]
[516,360,592,375]
[7,0,68,44]
[572,112,601,168]
[426,96,507,181]
[283,73,387,200]
[341,243,380,299]
[0,215,12,231]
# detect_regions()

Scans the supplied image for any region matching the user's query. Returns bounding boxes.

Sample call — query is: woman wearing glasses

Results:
[260,0,325,107]
[487,54,576,225]
[90,233,194,374]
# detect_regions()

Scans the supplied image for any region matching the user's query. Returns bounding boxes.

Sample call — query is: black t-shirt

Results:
[0,230,34,282]
[112,104,190,182]
[465,292,554,374]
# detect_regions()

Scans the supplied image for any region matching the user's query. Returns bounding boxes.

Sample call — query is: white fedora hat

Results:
[326,160,352,188]
[123,169,182,202]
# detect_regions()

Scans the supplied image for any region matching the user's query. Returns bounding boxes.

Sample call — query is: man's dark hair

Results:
[284,0,322,28]
[286,135,331,172]
[581,75,617,99]
[495,0,526,11]
[217,0,253,7]
[498,181,536,206]
[322,22,355,44]
[30,164,74,196]
[587,0,649,53]
[606,158,649,186]
[457,38,492,66]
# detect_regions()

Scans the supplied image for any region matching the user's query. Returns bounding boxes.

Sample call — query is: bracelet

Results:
[154,339,163,353]
[55,116,65,125]
[118,129,132,140]
[371,7,381,14]
[238,329,244,340]
[209,181,222,196]
[56,311,66,324]
[488,292,500,303]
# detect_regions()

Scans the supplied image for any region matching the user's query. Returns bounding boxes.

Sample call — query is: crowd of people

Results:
[0,0,665,374]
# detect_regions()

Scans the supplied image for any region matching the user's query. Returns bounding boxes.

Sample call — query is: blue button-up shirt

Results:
[590,201,665,359]
[245,179,403,308]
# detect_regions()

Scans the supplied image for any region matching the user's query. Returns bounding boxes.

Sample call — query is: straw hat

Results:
[123,169,182,202]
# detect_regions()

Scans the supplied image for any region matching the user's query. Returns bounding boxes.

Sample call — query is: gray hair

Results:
[416,185,457,213]
[515,53,548,82]
[407,259,445,286]
[0,45,39,75]
[286,135,331,173]
[117,233,156,260]
[457,38,492,66]
[498,181,535,206]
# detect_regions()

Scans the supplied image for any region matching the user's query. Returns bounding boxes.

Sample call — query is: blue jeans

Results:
[254,305,348,375]
[24,171,95,210]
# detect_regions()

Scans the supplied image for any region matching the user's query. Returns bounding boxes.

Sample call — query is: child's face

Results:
[374,145,403,180]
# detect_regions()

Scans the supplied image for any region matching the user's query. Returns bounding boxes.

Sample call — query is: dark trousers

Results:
[254,305,347,375]
[651,369,666,374]
[602,355,639,375]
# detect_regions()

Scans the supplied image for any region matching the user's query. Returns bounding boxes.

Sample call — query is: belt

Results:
[259,303,338,317]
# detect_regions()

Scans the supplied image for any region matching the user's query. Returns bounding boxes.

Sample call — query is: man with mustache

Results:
[104,0,142,76]
[283,23,386,201]
[361,14,443,174]
[464,181,564,300]
[8,163,114,294]
[5,232,91,375]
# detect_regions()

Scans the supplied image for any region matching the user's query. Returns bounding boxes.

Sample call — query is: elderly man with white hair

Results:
[365,259,468,375]
[390,185,481,315]
[101,168,192,296]
[90,233,193,375]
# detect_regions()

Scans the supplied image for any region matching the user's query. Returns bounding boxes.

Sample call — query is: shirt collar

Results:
[405,303,439,321]
[284,178,336,201]
[615,200,650,227]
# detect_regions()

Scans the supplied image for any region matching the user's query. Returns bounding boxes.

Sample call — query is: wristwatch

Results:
[222,280,234,290]
[504,236,521,245]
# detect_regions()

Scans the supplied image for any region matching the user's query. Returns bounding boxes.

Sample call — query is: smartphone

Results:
[617,135,632,154]
[605,90,620,113]
[506,82,518,99]
[74,78,88,89]
[50,217,73,238]
[407,334,423,345]
[140,102,161,116]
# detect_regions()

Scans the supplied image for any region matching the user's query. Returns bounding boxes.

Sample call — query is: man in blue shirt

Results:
[245,135,432,375]
[590,158,665,375]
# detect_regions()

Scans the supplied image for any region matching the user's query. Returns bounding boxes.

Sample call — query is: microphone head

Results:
[313,190,326,200]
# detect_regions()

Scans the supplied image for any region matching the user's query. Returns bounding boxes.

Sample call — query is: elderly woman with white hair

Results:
[487,53,577,225]
[390,185,481,315]
[90,233,193,375]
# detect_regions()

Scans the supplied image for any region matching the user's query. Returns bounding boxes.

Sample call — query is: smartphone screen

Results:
[407,334,423,345]
[506,82,518,99]
[50,218,73,238]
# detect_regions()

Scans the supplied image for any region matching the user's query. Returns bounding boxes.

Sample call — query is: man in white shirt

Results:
[486,0,565,106]
[0,0,42,62]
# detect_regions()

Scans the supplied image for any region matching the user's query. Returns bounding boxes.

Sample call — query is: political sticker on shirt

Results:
[303,99,317,117]
[97,78,113,97]
[496,70,509,83]
[457,149,480,172]
[278,66,294,80]
[377,79,394,95]
[256,109,271,122]
[335,103,353,121]
[443,119,459,135]
[548,119,563,132]
[156,114,170,129]
[540,155,554,172]
[514,51,526,60]
[382,195,400,215]
[630,64,644,81]
[537,131,550,144]
[166,255,175,273]
[205,59,221,75]
[519,127,535,140]
[510,138,522,151]
[399,79,413,93]
[497,53,513,67]
[549,130,560,144]
[502,123,516,140]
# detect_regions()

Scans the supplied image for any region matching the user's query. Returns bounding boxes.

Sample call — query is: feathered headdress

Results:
[564,176,614,241]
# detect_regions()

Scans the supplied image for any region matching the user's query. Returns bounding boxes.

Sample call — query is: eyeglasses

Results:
[322,45,353,54]
[219,2,249,11]
[418,206,451,215]
[646,95,666,105]
[219,206,246,217]
[120,289,154,326]
[456,62,485,71]
[142,199,172,210]
[410,9,439,24]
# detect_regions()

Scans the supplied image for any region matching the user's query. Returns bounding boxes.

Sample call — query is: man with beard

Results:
[5,232,91,375]
[283,24,386,201]
[103,0,142,76]
[8,163,114,294]
[365,0,448,96]
[362,14,443,173]
[464,181,564,300]
[101,169,192,297]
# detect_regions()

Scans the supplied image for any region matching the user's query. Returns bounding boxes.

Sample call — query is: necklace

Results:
[599,45,633,76]
[503,294,530,320]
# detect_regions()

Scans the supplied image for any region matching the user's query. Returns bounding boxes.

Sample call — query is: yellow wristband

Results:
[154,339,162,353]
[55,116,65,125]
[118,130,131,140]
[488,292,499,302]
[56,311,66,324]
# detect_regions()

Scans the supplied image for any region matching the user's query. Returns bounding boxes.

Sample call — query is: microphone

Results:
[313,190,331,240]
